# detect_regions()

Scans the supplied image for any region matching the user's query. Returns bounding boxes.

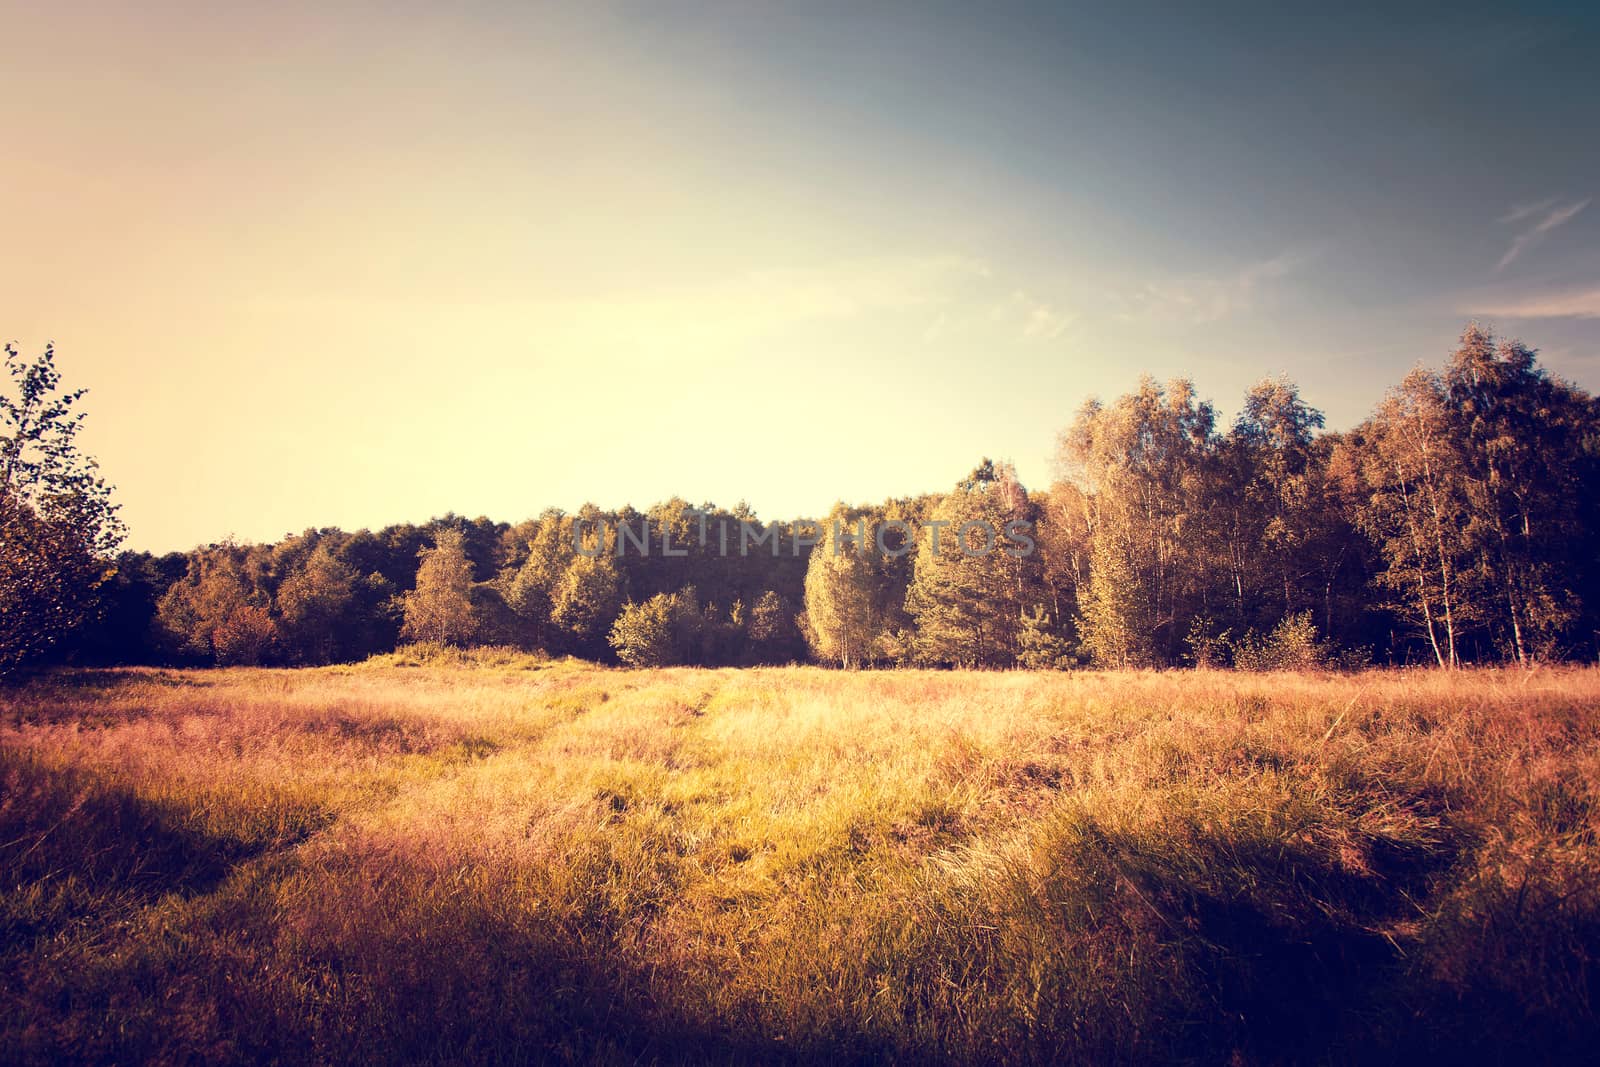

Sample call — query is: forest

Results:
[12,324,1600,676]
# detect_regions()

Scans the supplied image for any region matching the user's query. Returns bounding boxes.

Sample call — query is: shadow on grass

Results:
[0,750,329,952]
[4,751,1597,1065]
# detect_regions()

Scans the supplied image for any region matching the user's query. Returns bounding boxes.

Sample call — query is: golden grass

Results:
[3,662,1599,1064]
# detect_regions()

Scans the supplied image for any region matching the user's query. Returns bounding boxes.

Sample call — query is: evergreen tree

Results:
[906,460,1042,667]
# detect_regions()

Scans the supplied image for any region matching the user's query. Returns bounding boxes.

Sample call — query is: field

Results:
[3,657,1599,1065]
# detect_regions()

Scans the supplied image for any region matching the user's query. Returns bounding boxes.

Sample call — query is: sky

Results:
[4,1,1599,552]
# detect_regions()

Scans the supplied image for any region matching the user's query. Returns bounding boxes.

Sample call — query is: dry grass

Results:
[3,659,1599,1064]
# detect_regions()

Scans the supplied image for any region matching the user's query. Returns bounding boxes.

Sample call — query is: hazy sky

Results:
[5,2,1599,551]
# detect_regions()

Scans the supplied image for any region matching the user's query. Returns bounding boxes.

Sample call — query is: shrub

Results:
[1232,611,1331,671]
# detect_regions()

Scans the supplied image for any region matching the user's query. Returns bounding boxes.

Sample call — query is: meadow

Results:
[3,654,1598,1064]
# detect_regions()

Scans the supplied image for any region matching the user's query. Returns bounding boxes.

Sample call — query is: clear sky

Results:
[5,1,1598,552]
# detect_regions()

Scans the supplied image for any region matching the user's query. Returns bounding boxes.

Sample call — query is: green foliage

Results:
[503,510,574,649]
[49,323,1600,672]
[0,344,124,676]
[1015,604,1075,669]
[801,515,896,668]
[400,530,477,647]
[1079,526,1155,668]
[906,460,1044,667]
[1232,611,1331,671]
[156,543,279,666]
[608,588,703,668]
[1184,615,1231,669]
[1343,325,1596,666]
[275,542,359,664]
[746,589,804,664]
[549,554,623,654]
[1059,378,1215,667]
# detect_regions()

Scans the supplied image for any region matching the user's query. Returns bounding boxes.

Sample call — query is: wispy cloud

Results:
[989,290,1077,341]
[1122,250,1306,324]
[516,253,990,351]
[1499,198,1557,224]
[922,285,1078,346]
[1464,285,1600,320]
[1496,197,1589,271]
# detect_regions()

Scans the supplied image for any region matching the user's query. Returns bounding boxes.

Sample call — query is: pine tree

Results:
[906,461,1041,667]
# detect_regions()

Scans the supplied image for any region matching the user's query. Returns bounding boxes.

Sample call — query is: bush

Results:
[1185,615,1232,669]
[1232,611,1332,671]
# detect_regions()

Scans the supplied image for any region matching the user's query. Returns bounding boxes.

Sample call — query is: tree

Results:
[503,510,575,649]
[906,460,1043,666]
[156,542,279,665]
[550,553,623,655]
[609,594,676,667]
[607,587,703,667]
[802,512,903,668]
[276,541,360,664]
[1058,379,1217,666]
[1035,479,1093,648]
[1016,604,1074,669]
[746,589,804,664]
[1226,378,1326,617]
[1080,524,1154,668]
[400,529,477,646]
[1351,367,1472,668]
[0,344,125,676]
[212,604,279,666]
[1442,325,1589,663]
[62,549,188,665]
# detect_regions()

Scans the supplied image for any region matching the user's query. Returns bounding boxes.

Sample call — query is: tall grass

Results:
[3,664,1598,1063]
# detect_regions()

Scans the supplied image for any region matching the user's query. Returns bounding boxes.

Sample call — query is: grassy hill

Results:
[3,662,1598,1064]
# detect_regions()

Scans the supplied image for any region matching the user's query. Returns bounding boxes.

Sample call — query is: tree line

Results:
[6,325,1599,676]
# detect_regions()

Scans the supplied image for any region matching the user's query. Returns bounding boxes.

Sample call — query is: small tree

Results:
[1016,605,1074,669]
[401,529,477,646]
[747,589,803,664]
[608,587,706,666]
[609,594,677,667]
[0,344,125,677]
[212,603,279,666]
[1231,611,1330,672]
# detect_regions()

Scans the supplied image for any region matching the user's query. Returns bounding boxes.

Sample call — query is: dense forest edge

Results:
[6,323,1600,677]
